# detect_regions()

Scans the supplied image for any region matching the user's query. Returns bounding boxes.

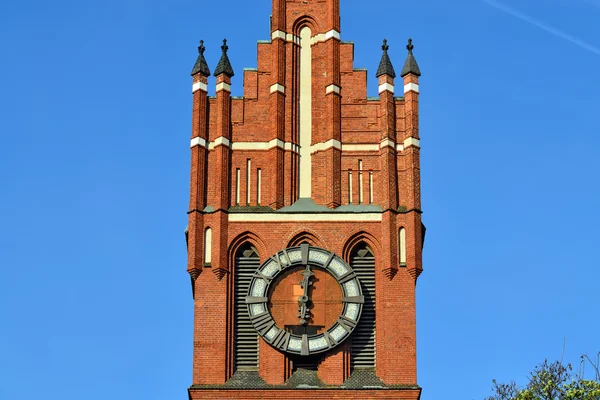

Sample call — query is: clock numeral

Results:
[338,272,358,284]
[323,331,336,347]
[300,243,309,265]
[342,296,364,304]
[245,296,268,304]
[301,334,309,356]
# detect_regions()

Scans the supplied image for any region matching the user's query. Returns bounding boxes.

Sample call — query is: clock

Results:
[245,244,364,356]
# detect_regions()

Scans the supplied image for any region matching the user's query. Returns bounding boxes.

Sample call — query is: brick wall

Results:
[186,0,423,396]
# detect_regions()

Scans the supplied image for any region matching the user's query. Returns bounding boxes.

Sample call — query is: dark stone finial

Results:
[400,37,421,78]
[376,39,396,78]
[191,39,210,76]
[406,38,414,54]
[382,39,389,52]
[214,38,235,77]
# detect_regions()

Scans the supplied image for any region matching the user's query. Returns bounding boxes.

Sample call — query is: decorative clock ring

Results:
[245,244,364,356]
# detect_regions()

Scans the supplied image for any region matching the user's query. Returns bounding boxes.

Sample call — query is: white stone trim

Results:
[378,83,395,94]
[222,139,299,153]
[269,138,285,149]
[190,137,207,148]
[404,83,420,94]
[396,143,405,152]
[326,29,341,41]
[271,30,286,41]
[216,82,231,93]
[326,84,341,95]
[310,139,342,154]
[311,30,341,45]
[231,142,271,151]
[229,213,383,222]
[286,33,300,45]
[270,83,286,94]
[284,142,301,153]
[342,144,380,152]
[310,34,325,45]
[208,136,231,150]
[403,137,421,148]
[380,138,396,150]
[270,30,300,44]
[192,81,207,93]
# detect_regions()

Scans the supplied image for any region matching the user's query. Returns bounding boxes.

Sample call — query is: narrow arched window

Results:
[399,227,406,267]
[234,244,260,371]
[204,227,212,266]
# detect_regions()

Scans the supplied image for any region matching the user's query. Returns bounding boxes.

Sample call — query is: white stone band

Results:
[326,30,341,41]
[270,83,286,94]
[271,30,300,45]
[207,136,231,150]
[193,138,418,152]
[311,30,341,45]
[271,30,286,41]
[192,81,208,93]
[378,83,395,94]
[404,83,420,94]
[216,82,231,93]
[404,137,420,148]
[326,84,341,95]
[342,144,380,152]
[380,138,395,150]
[229,213,382,222]
[310,139,342,154]
[190,137,207,148]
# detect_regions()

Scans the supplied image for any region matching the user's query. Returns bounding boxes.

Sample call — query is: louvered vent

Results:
[350,245,376,370]
[234,246,260,370]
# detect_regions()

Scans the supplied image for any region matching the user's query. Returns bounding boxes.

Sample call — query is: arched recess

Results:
[228,231,267,267]
[348,242,376,372]
[398,227,407,267]
[232,242,260,372]
[342,231,382,263]
[203,227,212,266]
[287,230,325,248]
[291,15,320,37]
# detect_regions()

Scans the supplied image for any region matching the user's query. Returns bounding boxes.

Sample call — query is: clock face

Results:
[245,244,364,356]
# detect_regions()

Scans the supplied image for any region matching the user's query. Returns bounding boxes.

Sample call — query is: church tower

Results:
[186,1,424,398]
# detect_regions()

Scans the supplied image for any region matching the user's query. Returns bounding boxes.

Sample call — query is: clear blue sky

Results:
[1,0,599,399]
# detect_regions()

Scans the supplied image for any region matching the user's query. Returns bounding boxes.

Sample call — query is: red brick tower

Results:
[186,1,424,398]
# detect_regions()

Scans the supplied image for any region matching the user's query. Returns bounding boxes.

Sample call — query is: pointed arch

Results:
[228,231,267,267]
[287,229,326,248]
[292,14,320,36]
[342,231,382,263]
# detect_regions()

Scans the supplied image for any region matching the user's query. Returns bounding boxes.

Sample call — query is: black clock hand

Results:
[298,264,314,326]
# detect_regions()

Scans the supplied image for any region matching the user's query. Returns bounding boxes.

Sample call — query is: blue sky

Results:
[0,0,599,399]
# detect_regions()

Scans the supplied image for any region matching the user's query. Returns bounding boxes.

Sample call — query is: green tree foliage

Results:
[486,357,600,400]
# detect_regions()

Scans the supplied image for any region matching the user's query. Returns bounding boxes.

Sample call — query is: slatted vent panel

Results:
[350,246,376,370]
[234,246,260,370]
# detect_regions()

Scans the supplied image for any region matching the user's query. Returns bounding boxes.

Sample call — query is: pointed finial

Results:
[406,38,414,54]
[191,39,210,76]
[214,38,235,77]
[382,39,389,52]
[400,38,421,78]
[376,39,396,78]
